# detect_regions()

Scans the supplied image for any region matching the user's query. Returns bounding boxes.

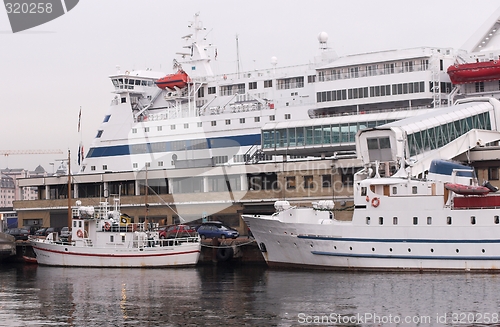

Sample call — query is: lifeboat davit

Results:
[447,60,500,84]
[445,183,491,196]
[155,70,190,89]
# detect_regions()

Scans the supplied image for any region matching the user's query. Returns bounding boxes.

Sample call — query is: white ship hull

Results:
[244,214,500,271]
[31,238,201,268]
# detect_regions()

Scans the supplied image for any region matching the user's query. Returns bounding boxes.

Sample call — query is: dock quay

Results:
[6,237,265,266]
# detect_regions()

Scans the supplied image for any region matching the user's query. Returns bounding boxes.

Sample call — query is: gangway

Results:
[356,98,500,177]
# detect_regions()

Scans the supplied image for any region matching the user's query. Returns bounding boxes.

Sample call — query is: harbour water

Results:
[1,263,500,326]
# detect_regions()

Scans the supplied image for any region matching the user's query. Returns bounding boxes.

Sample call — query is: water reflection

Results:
[2,264,500,326]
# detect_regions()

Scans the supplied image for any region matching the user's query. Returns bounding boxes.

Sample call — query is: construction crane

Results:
[0,150,64,168]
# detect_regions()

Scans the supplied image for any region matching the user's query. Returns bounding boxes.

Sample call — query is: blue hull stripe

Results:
[298,235,500,244]
[312,251,500,261]
[86,134,261,158]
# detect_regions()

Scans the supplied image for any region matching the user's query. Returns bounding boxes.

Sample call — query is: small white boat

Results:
[30,199,201,267]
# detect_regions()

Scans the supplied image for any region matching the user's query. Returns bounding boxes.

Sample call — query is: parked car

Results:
[5,228,30,241]
[44,227,61,236]
[159,225,197,239]
[60,227,70,240]
[197,222,239,240]
[35,227,47,236]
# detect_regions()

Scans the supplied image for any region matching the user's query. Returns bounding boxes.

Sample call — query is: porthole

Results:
[482,249,485,253]
[456,249,460,253]
[293,243,297,247]
[310,243,313,248]
[372,247,375,252]
[349,246,353,251]
[334,246,337,250]
[389,248,393,252]
[431,248,434,253]
[408,248,411,252]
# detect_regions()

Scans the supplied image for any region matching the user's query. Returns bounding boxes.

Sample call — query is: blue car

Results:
[197,223,239,240]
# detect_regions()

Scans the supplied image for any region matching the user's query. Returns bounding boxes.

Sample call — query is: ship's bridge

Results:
[356,97,500,176]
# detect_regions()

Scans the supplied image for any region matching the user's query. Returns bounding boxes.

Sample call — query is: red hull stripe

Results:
[33,245,200,258]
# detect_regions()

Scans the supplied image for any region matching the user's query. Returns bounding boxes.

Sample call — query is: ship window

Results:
[91,166,96,171]
[184,123,189,129]
[135,80,140,85]
[413,217,418,225]
[197,122,202,127]
[495,216,500,224]
[361,187,367,196]
[264,80,273,88]
[171,125,176,130]
[255,117,260,122]
[226,119,231,125]
[110,235,114,242]
[427,217,432,225]
[128,79,134,85]
[392,187,397,195]
[286,176,296,189]
[412,186,418,194]
[141,80,147,86]
[211,121,216,126]
[471,216,476,225]
[103,165,107,170]
[145,162,151,167]
[121,97,126,103]
[285,114,291,120]
[249,82,257,90]
[144,127,149,132]
[103,115,111,122]
[208,86,216,94]
[133,163,138,168]
[158,161,163,167]
[132,128,137,134]
[269,115,275,121]
[96,130,103,138]
[393,217,398,225]
[366,217,371,225]
[447,216,452,225]
[379,217,383,225]
[157,126,162,131]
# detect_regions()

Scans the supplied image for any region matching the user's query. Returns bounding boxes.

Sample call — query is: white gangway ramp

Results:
[356,97,500,177]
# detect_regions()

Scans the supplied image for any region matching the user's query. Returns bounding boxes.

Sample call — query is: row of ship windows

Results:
[98,116,280,138]
[332,245,487,254]
[366,216,500,225]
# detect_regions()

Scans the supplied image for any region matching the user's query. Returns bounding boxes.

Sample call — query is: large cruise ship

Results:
[15,9,500,237]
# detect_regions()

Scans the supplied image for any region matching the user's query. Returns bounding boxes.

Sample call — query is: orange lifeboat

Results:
[155,70,190,89]
[447,60,500,84]
[444,183,491,196]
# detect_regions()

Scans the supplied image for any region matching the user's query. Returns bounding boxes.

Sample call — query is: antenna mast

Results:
[236,34,241,78]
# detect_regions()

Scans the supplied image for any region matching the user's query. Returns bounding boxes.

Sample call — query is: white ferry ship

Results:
[242,98,500,271]
[79,12,482,175]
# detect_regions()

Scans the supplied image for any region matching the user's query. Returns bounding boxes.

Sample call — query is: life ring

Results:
[125,70,130,75]
[216,246,234,262]
[104,222,111,231]
[371,197,380,208]
[76,229,83,238]
[365,196,370,202]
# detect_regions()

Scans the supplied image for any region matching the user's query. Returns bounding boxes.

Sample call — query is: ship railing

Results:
[309,104,430,118]
[156,236,200,247]
[317,65,429,83]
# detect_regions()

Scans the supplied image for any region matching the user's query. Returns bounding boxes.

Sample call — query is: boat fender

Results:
[365,196,370,202]
[104,222,111,231]
[371,197,380,208]
[76,229,84,238]
[216,247,233,262]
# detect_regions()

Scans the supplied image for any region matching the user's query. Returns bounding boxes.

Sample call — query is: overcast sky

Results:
[0,0,499,172]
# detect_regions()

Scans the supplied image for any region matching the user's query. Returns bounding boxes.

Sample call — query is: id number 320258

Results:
[5,3,53,14]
